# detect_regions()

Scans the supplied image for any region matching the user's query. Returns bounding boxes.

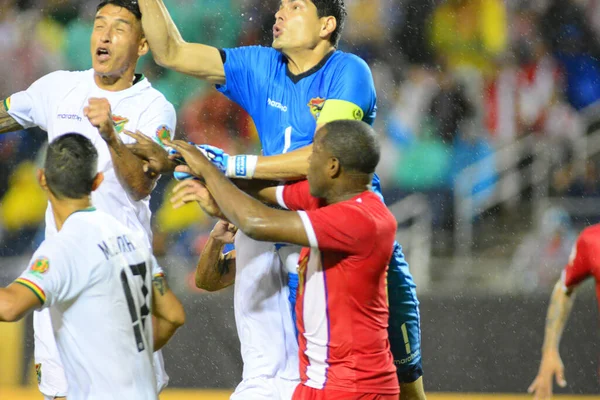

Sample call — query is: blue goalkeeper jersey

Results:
[216,46,376,156]
[217,46,422,379]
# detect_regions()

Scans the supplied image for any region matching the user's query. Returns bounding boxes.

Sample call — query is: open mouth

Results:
[273,25,282,38]
[96,47,110,61]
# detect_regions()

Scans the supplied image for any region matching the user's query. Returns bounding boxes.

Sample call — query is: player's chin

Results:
[271,38,284,50]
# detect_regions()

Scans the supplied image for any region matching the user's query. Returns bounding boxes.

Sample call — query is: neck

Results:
[94,68,136,92]
[50,196,94,231]
[323,177,370,205]
[284,42,334,75]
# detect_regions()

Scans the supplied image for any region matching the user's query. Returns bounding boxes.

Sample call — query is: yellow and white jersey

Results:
[16,209,161,400]
[6,68,176,246]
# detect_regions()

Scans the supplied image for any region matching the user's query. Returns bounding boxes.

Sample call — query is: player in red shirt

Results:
[529,224,600,399]
[168,119,400,399]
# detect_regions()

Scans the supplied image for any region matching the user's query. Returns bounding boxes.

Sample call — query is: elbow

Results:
[240,215,270,242]
[128,185,152,202]
[152,41,182,69]
[195,277,219,292]
[0,305,21,322]
[171,302,186,328]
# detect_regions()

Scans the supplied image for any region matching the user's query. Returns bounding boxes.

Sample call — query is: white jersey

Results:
[16,209,160,400]
[233,231,299,385]
[6,69,175,396]
[6,68,176,245]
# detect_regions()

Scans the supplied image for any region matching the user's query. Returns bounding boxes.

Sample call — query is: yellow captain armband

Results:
[3,97,11,111]
[316,99,364,125]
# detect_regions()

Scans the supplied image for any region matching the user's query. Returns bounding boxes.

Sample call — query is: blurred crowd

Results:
[1,0,600,284]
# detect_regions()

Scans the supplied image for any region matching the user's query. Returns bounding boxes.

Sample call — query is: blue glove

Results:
[169,146,196,181]
[197,144,229,175]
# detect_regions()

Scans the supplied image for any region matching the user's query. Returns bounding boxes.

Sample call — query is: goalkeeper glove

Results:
[198,144,257,179]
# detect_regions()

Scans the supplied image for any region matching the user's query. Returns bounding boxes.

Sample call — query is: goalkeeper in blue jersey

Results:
[135,1,425,398]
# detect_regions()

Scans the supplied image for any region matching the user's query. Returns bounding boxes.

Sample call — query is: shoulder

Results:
[30,70,85,89]
[579,225,600,247]
[329,51,372,75]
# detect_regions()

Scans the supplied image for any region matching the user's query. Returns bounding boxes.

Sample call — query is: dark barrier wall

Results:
[159,286,600,394]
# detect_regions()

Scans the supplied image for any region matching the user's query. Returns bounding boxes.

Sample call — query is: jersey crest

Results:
[307,97,326,120]
[112,115,129,133]
[155,125,172,146]
[30,257,49,275]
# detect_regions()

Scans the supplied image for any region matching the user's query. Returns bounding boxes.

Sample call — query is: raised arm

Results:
[167,140,309,246]
[151,272,185,351]
[138,0,225,84]
[85,98,159,201]
[0,100,24,134]
[528,280,575,398]
[195,220,237,292]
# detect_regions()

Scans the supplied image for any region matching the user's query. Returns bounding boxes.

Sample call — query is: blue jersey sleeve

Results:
[215,46,279,115]
[318,54,377,125]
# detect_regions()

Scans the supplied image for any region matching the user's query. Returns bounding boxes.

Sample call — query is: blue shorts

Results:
[387,241,423,383]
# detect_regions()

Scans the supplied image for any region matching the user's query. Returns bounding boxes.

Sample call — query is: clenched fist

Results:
[84,98,116,144]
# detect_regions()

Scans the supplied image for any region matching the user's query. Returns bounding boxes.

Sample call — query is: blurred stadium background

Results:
[1,0,600,398]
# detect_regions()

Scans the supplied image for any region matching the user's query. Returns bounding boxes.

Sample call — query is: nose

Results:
[274,7,284,22]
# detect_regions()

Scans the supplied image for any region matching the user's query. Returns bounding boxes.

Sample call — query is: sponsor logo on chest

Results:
[267,98,288,112]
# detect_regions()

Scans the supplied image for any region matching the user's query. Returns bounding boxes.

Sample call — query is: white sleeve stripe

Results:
[298,211,318,248]
[276,185,288,209]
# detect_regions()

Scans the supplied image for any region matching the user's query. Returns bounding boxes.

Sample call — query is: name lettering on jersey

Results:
[267,98,288,112]
[112,115,129,133]
[57,114,82,122]
[98,235,137,260]
[308,97,326,120]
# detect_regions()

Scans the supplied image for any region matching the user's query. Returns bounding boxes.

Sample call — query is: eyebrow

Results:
[94,16,132,26]
[280,0,307,6]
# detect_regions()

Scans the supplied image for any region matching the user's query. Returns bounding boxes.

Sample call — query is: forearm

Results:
[195,237,227,291]
[542,281,576,354]
[138,0,184,65]
[138,0,224,82]
[152,315,179,351]
[252,145,312,180]
[202,165,280,241]
[0,100,24,135]
[107,136,155,201]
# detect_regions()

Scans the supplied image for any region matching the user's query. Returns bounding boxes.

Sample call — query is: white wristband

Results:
[226,155,258,179]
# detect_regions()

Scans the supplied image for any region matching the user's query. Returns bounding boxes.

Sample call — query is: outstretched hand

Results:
[123,130,175,175]
[170,179,224,219]
[163,139,212,179]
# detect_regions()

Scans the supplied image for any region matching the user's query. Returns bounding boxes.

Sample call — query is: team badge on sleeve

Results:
[112,115,129,133]
[155,125,172,147]
[308,97,326,120]
[30,257,49,276]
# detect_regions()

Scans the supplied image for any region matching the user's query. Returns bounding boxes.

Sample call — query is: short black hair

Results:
[320,120,380,174]
[97,0,142,20]
[45,134,98,200]
[312,0,346,47]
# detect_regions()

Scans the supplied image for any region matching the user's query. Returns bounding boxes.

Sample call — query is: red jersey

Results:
[277,180,399,395]
[562,224,600,309]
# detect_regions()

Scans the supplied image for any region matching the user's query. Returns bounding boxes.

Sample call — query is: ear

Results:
[37,169,48,191]
[91,172,104,192]
[319,16,337,41]
[328,157,341,178]
[138,36,149,57]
